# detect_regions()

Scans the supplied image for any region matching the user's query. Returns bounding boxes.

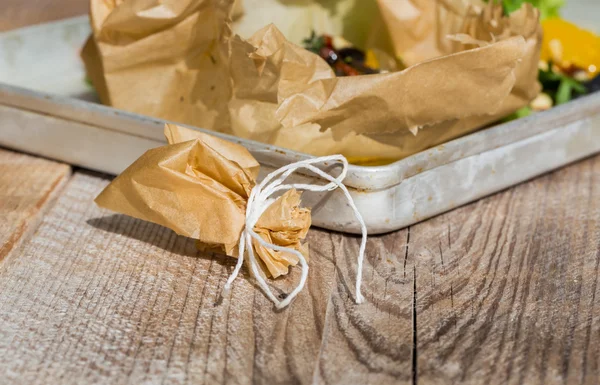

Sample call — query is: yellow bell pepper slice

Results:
[540,18,600,78]
[364,49,380,71]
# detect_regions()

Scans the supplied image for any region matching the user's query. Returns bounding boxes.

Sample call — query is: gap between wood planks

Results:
[411,228,418,385]
[402,226,419,385]
[0,148,72,262]
[2,150,600,384]
[0,145,415,384]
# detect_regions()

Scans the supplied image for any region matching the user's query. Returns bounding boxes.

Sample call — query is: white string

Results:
[222,155,368,309]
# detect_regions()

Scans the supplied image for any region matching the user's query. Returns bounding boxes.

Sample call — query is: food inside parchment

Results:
[298,2,600,119]
[81,0,599,165]
[302,32,382,76]
[500,1,600,119]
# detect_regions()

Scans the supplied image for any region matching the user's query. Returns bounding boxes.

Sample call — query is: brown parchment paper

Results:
[83,0,541,163]
[361,1,542,158]
[95,123,310,278]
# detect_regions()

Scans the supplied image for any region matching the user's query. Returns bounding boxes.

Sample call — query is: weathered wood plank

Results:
[0,171,338,385]
[314,231,415,385]
[0,170,418,384]
[2,1,600,385]
[0,148,70,261]
[412,155,600,385]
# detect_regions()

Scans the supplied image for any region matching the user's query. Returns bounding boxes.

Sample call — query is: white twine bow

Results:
[222,155,368,309]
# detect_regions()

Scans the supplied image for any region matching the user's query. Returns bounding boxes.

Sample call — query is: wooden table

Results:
[1,2,599,384]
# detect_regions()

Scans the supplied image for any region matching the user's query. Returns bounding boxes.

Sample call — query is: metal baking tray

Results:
[1,13,600,235]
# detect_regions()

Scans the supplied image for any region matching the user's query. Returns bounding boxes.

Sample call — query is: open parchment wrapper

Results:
[95,123,311,278]
[82,0,541,163]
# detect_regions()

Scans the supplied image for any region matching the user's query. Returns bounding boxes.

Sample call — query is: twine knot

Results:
[222,155,367,308]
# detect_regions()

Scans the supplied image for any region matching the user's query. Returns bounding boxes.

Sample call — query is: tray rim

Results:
[2,16,600,192]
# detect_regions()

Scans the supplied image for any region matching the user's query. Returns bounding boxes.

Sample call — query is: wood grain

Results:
[0,171,327,384]
[0,171,418,384]
[314,230,414,385]
[2,146,599,385]
[0,0,88,32]
[412,155,600,385]
[2,1,600,384]
[0,148,70,261]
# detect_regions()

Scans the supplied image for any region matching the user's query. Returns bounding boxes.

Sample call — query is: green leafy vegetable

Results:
[488,0,564,20]
[502,64,588,122]
[539,65,587,105]
[502,106,533,122]
[302,31,325,54]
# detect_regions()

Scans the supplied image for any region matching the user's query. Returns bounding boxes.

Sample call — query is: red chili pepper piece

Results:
[319,46,339,65]
[334,61,361,76]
